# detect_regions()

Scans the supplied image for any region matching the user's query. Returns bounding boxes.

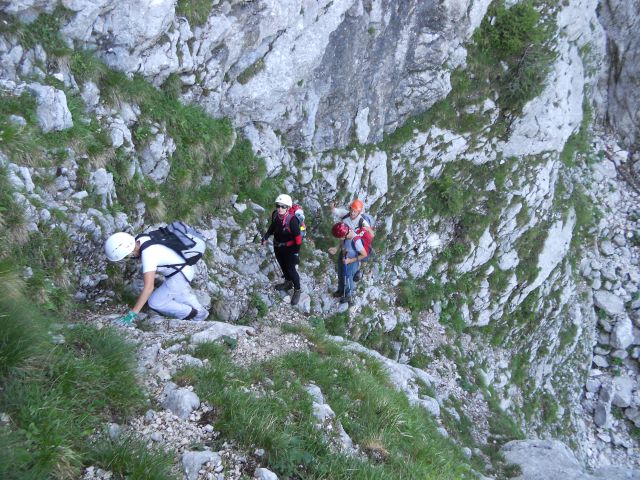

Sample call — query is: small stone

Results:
[233,203,247,213]
[611,349,628,360]
[592,355,609,368]
[594,403,609,427]
[586,379,601,393]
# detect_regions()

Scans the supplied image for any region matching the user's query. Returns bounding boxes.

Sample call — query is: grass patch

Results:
[0,279,148,478]
[180,335,473,478]
[176,0,214,26]
[87,435,176,480]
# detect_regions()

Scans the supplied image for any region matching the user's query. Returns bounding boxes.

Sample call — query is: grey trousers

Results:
[148,273,209,320]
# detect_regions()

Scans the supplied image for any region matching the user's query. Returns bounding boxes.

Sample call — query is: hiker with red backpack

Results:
[329,199,375,283]
[261,194,304,306]
[104,222,209,325]
[330,199,375,240]
[330,222,370,305]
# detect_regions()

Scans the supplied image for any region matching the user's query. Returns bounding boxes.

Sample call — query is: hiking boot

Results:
[339,296,352,305]
[291,289,301,305]
[275,280,294,291]
[332,290,343,298]
[353,270,362,282]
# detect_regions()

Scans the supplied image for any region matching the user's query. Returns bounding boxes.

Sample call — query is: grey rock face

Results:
[501,439,639,479]
[594,290,626,316]
[611,375,635,408]
[15,0,492,152]
[140,133,176,183]
[89,168,116,208]
[598,0,640,147]
[610,315,634,349]
[189,322,255,345]
[254,468,278,480]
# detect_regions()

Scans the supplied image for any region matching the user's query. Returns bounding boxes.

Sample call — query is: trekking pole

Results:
[343,251,349,298]
[258,229,284,278]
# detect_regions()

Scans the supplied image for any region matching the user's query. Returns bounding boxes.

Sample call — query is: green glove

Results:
[117,310,137,325]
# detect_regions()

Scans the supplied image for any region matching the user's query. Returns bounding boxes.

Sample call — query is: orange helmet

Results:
[350,199,364,212]
[331,222,350,238]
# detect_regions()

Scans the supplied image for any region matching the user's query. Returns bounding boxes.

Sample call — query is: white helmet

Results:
[275,194,292,207]
[104,232,136,262]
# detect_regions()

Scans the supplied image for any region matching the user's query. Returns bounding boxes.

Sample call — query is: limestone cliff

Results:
[1,0,640,477]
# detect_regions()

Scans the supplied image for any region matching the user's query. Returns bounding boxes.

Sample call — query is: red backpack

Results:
[354,227,373,256]
[273,204,307,240]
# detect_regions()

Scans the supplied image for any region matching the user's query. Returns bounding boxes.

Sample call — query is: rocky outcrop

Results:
[2,0,640,475]
[5,0,494,153]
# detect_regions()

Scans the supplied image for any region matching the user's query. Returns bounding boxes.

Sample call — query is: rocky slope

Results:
[2,0,640,477]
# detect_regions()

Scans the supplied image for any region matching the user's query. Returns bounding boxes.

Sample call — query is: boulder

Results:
[27,83,73,133]
[611,315,634,350]
[162,388,200,420]
[182,450,221,480]
[593,291,625,316]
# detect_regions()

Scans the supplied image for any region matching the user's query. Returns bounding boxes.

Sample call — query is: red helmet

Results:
[350,199,364,212]
[331,222,350,238]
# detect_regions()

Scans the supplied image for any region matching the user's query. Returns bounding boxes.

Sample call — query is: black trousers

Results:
[274,246,300,290]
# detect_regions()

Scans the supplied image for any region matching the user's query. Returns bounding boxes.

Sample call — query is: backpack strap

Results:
[342,213,366,230]
[281,213,299,246]
[135,233,188,278]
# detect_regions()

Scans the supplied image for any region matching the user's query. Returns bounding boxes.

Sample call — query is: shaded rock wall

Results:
[597,0,640,148]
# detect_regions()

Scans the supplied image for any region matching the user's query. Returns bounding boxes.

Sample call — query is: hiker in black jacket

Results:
[262,194,302,305]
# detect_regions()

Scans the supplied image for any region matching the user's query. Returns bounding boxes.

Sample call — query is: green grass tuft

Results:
[87,435,177,480]
[180,335,473,479]
[0,280,148,478]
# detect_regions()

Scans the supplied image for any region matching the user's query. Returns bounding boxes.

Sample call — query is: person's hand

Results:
[328,246,337,255]
[343,257,350,265]
[117,310,137,325]
[261,237,267,246]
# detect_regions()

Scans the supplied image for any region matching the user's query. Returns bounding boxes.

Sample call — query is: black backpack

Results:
[136,221,207,275]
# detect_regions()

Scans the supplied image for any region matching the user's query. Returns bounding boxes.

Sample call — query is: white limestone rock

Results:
[593,290,626,316]
[27,83,73,133]
[182,450,221,480]
[190,322,255,345]
[162,388,200,420]
[610,315,634,350]
[140,133,176,183]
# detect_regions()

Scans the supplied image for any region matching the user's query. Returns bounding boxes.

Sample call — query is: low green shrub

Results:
[475,0,556,117]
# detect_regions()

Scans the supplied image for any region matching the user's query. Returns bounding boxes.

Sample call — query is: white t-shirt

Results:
[343,214,370,231]
[333,207,371,231]
[138,235,195,281]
